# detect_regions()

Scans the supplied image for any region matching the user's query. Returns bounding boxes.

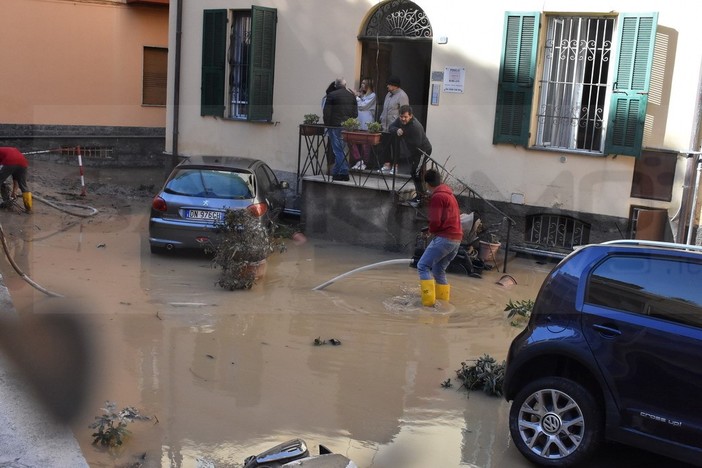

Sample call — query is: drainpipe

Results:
[676,58,702,243]
[171,0,183,170]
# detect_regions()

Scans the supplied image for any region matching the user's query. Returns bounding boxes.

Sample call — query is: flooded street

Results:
[0,162,689,467]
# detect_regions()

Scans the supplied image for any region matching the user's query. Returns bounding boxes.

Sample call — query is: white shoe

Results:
[351,161,362,170]
[358,162,366,170]
[380,165,395,174]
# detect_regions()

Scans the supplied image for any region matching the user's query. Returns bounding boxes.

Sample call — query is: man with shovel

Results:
[0,146,32,211]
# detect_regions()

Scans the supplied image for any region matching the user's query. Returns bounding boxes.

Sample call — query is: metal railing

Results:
[296,125,516,272]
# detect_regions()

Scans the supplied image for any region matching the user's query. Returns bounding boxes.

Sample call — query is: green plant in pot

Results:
[341,117,361,131]
[211,209,274,290]
[303,113,319,125]
[366,121,382,133]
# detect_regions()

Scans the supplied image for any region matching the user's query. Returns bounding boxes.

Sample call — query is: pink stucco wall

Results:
[0,0,168,128]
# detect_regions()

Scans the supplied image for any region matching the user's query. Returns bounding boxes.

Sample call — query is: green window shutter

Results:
[201,10,227,117]
[493,12,540,146]
[604,13,658,157]
[248,6,277,122]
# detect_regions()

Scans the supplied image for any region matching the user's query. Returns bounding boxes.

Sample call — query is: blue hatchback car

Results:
[503,240,702,467]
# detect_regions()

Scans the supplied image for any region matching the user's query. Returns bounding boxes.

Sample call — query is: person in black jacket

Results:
[389,105,432,206]
[323,78,358,181]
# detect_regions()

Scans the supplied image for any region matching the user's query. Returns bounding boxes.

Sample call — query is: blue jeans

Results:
[328,128,348,175]
[417,236,460,284]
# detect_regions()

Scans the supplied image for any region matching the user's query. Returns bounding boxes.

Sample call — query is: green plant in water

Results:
[89,401,150,447]
[211,209,287,290]
[505,298,534,326]
[454,354,506,397]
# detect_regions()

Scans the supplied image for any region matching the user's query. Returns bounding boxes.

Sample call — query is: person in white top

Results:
[351,78,377,170]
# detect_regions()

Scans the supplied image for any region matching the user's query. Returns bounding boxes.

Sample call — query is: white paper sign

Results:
[443,66,465,93]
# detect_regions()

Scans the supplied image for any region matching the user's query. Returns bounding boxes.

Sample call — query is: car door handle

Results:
[591,323,622,337]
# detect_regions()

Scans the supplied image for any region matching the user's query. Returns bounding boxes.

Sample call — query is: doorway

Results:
[358,1,433,128]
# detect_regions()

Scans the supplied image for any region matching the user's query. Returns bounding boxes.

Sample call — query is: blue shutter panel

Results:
[493,12,540,146]
[201,10,227,117]
[605,13,658,156]
[248,6,277,122]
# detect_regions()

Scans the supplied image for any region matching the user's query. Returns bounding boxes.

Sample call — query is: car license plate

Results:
[185,209,222,221]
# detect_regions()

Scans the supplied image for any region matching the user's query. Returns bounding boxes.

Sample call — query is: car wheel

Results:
[509,376,602,467]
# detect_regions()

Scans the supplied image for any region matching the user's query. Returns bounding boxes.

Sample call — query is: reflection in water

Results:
[2,192,555,467]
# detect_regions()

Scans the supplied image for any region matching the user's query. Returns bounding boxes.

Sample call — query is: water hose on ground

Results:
[312,259,413,291]
[0,223,63,297]
[0,193,99,297]
[34,193,99,218]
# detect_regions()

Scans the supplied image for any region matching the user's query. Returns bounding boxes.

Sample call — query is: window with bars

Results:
[201,7,277,122]
[228,12,251,119]
[536,17,613,152]
[493,12,658,157]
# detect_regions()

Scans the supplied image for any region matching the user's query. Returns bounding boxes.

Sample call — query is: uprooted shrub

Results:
[454,354,506,397]
[89,401,150,448]
[211,209,275,290]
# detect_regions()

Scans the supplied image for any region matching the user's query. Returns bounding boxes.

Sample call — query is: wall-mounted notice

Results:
[443,66,465,93]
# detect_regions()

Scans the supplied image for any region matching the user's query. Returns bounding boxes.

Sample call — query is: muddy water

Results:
[1,166,686,467]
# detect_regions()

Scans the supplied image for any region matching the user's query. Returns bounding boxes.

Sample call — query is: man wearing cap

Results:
[380,76,409,130]
[378,76,409,173]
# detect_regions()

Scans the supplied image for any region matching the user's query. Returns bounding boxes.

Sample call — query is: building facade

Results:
[0,0,169,166]
[165,0,702,247]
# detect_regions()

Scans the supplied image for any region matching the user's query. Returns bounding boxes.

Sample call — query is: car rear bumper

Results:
[149,217,222,250]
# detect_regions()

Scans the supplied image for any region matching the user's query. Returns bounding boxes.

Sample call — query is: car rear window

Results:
[164,169,254,199]
[586,255,702,328]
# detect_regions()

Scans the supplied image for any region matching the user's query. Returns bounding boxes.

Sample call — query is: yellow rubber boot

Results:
[22,192,33,212]
[436,283,450,302]
[420,279,436,307]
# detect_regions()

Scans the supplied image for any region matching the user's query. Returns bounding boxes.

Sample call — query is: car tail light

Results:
[247,202,268,217]
[152,196,167,212]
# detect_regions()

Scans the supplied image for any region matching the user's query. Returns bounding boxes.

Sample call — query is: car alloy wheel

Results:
[509,376,602,467]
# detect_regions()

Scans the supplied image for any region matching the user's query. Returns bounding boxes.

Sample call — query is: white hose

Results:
[312,259,412,291]
[34,193,99,218]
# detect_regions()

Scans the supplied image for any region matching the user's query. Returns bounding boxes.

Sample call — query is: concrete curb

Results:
[0,273,88,468]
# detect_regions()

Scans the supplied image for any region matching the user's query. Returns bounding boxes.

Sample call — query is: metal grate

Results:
[60,146,114,158]
[525,214,590,249]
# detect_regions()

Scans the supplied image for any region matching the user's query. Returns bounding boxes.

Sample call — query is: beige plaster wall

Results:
[0,0,168,128]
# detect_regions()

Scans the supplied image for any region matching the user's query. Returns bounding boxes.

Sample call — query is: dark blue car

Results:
[503,240,702,467]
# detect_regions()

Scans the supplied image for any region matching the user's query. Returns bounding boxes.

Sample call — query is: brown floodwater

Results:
[0,163,691,467]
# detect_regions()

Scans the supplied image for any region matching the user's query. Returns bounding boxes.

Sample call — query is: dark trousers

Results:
[0,165,28,202]
[410,150,429,196]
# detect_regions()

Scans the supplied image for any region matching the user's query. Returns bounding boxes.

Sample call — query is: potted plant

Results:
[366,121,382,133]
[478,232,501,262]
[211,209,274,290]
[340,117,360,131]
[341,117,381,145]
[301,113,324,136]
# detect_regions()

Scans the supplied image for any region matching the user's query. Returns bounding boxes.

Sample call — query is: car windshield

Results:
[164,168,254,199]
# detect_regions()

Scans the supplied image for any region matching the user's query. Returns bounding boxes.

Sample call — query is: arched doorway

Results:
[359,0,433,128]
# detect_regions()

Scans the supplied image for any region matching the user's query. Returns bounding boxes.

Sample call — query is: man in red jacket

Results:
[0,147,32,211]
[417,169,462,306]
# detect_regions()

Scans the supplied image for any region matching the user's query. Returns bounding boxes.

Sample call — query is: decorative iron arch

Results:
[360,0,432,39]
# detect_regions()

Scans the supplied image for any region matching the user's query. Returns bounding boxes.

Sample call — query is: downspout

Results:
[675,58,702,243]
[171,0,183,170]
